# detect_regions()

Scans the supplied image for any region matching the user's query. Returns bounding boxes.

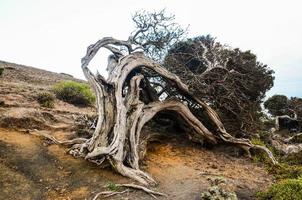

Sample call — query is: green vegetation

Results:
[106,182,120,191]
[268,163,302,180]
[252,134,302,199]
[257,178,302,200]
[264,94,302,124]
[251,136,302,179]
[282,153,302,165]
[251,138,266,146]
[264,95,289,116]
[251,137,277,165]
[53,81,95,107]
[36,92,55,108]
[0,67,4,76]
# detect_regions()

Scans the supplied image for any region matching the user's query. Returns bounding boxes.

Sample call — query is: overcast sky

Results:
[0,0,301,98]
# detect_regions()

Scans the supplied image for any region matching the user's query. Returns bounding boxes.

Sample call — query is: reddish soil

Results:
[0,61,273,199]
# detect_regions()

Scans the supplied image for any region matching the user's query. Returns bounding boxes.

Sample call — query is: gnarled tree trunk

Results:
[64,37,277,186]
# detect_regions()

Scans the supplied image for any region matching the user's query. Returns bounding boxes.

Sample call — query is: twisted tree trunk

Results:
[65,37,277,186]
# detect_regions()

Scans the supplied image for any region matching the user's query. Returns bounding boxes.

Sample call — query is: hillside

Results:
[0,61,273,200]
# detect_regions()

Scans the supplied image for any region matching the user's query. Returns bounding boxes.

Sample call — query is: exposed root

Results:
[252,145,278,164]
[29,130,87,145]
[115,183,167,199]
[92,189,130,200]
[92,183,166,200]
[112,161,157,186]
[284,132,302,143]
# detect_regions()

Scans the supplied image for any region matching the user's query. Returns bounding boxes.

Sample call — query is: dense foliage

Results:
[289,97,302,122]
[164,36,274,136]
[53,81,95,107]
[264,95,290,116]
[264,95,302,124]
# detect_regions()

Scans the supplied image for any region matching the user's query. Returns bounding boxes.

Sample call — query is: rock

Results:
[271,133,302,155]
[285,144,302,154]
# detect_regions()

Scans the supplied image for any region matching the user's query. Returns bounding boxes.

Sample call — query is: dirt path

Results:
[146,141,272,199]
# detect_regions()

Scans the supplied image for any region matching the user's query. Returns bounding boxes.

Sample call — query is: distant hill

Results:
[0,60,85,86]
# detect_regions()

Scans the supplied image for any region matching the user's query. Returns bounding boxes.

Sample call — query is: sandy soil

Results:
[0,61,273,200]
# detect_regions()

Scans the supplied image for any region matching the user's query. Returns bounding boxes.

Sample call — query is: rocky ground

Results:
[0,61,273,200]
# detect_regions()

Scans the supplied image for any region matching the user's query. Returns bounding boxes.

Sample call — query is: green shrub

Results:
[0,67,4,76]
[53,81,95,107]
[256,178,302,200]
[268,163,302,180]
[36,92,55,108]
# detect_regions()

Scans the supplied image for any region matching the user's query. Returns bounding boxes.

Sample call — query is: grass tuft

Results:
[106,182,120,191]
[36,92,55,108]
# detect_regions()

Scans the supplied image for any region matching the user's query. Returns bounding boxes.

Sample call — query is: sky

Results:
[0,0,301,98]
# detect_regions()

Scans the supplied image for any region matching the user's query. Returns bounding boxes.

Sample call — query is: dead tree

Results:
[47,34,277,186]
